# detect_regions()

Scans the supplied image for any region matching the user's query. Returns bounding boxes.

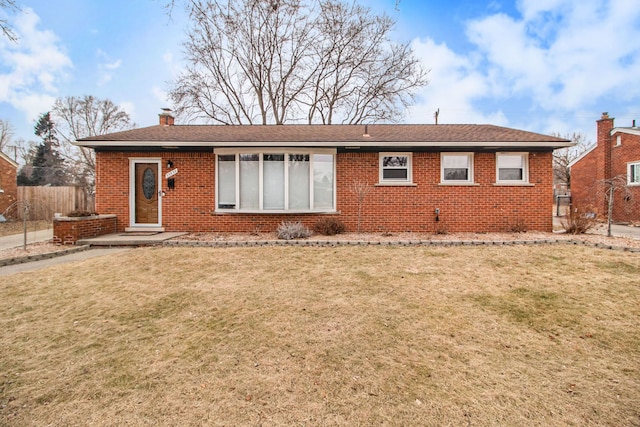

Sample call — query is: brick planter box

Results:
[53,214,117,245]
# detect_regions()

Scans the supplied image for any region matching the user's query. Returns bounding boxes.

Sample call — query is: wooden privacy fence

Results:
[17,186,95,220]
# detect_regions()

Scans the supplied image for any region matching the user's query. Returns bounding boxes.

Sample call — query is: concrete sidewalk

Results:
[553,216,640,240]
[598,223,640,240]
[0,247,131,276]
[0,228,53,250]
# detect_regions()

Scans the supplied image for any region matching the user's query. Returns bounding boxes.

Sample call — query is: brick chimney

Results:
[596,112,614,181]
[159,108,175,126]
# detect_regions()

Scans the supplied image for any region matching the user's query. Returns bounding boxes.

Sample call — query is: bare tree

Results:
[169,0,428,125]
[52,95,133,195]
[0,118,14,152]
[350,179,372,233]
[0,0,19,42]
[552,132,590,188]
[600,175,630,237]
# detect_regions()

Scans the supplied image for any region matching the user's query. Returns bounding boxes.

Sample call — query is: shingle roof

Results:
[76,123,572,149]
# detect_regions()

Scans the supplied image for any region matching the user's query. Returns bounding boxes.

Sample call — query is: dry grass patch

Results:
[1,245,639,426]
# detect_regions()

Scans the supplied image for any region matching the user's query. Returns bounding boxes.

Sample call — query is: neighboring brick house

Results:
[570,113,640,224]
[0,151,18,219]
[75,112,571,233]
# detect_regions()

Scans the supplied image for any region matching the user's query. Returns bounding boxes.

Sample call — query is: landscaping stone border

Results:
[2,237,638,268]
[0,245,92,267]
[163,238,640,252]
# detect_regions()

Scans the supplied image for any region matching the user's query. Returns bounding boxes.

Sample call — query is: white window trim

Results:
[628,161,640,186]
[495,152,530,185]
[440,152,474,184]
[378,152,414,185]
[214,148,337,213]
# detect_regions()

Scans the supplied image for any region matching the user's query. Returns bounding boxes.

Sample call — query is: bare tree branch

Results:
[600,175,630,237]
[552,132,590,187]
[52,96,133,195]
[168,0,428,125]
[0,118,14,152]
[0,0,20,42]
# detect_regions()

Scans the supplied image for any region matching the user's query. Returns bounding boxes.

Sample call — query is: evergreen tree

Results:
[20,112,69,186]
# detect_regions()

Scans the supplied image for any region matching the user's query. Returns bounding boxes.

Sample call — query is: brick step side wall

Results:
[53,214,117,245]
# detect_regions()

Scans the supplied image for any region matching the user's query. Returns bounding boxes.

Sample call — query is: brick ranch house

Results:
[74,112,571,234]
[0,150,18,219]
[570,112,640,223]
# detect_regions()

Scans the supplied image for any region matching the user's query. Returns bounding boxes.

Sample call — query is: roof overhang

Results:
[0,151,19,168]
[612,127,640,137]
[75,140,574,150]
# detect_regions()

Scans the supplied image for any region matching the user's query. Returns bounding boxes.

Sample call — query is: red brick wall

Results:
[53,215,117,245]
[570,147,600,213]
[95,150,554,233]
[0,155,18,218]
[611,132,640,223]
[571,114,640,223]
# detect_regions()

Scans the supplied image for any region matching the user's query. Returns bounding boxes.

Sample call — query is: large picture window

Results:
[216,149,336,212]
[441,153,473,183]
[628,162,640,185]
[496,153,529,183]
[379,153,412,184]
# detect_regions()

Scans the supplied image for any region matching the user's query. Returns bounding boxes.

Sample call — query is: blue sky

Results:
[1,0,639,157]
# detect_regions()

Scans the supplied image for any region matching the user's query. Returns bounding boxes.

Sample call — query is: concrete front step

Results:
[77,232,187,246]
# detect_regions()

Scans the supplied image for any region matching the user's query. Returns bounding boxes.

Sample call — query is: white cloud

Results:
[406,37,508,125]
[119,101,136,121]
[0,8,72,124]
[96,49,122,86]
[465,0,640,111]
[406,0,640,140]
[152,86,169,104]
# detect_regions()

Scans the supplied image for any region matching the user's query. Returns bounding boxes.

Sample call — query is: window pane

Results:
[218,155,236,208]
[240,154,259,209]
[442,154,470,181]
[313,154,334,209]
[263,154,284,210]
[499,168,523,181]
[498,154,525,181]
[443,155,468,168]
[381,155,409,181]
[498,155,523,169]
[383,156,407,167]
[383,169,408,180]
[631,164,640,183]
[289,154,310,209]
[444,168,468,181]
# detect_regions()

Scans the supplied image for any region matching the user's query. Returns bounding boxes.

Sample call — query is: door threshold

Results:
[125,226,166,233]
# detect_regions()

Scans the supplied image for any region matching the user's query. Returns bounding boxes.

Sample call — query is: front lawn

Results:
[1,245,639,426]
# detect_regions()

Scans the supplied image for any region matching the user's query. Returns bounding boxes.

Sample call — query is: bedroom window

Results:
[628,162,640,185]
[379,153,412,184]
[496,153,529,183]
[215,149,336,212]
[441,153,473,183]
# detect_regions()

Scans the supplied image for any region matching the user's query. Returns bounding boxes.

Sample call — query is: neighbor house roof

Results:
[612,126,640,137]
[75,124,572,150]
[0,151,19,168]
